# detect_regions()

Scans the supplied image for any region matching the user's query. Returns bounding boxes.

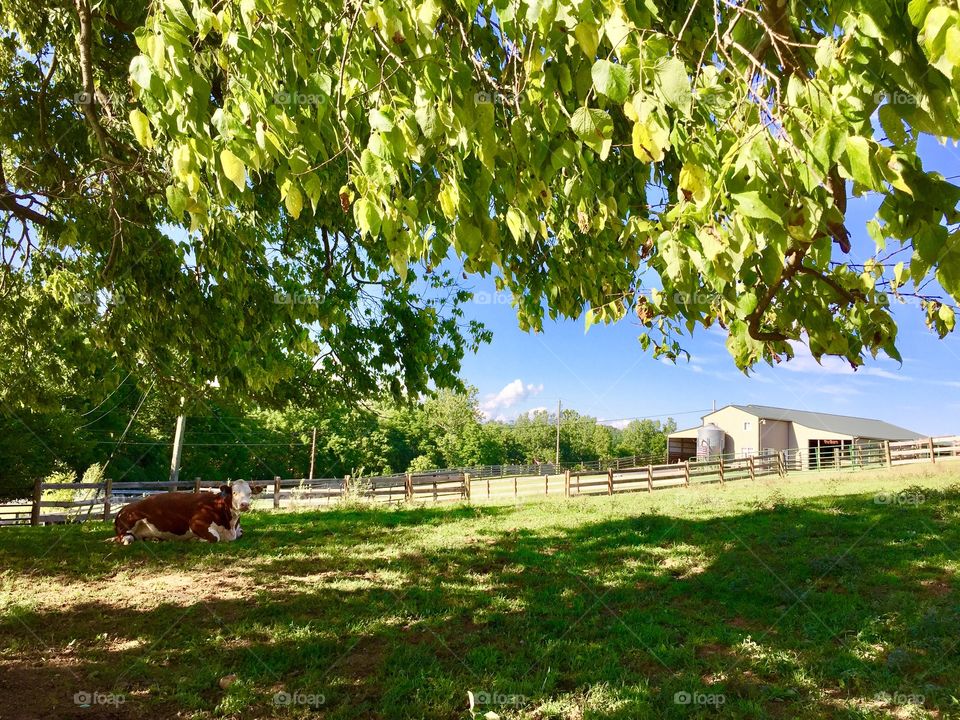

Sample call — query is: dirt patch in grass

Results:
[1,570,255,613]
[0,657,139,720]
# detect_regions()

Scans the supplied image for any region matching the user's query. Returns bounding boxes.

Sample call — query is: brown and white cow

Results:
[114,480,261,545]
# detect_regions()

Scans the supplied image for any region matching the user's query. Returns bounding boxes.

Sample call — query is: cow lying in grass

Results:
[113,480,262,545]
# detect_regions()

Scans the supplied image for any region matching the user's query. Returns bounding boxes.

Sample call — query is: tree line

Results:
[0,385,675,501]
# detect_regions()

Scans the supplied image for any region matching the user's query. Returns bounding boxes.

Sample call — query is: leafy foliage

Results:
[125,0,960,372]
[3,0,960,433]
[0,0,487,410]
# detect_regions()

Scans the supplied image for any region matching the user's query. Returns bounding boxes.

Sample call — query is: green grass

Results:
[2,465,960,719]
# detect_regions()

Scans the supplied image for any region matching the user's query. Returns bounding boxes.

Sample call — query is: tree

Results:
[127,0,960,373]
[3,2,959,402]
[616,418,677,461]
[0,1,487,411]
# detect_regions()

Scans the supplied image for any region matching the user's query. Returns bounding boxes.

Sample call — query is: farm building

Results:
[667,404,923,467]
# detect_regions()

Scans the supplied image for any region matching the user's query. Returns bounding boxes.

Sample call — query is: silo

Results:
[697,423,726,459]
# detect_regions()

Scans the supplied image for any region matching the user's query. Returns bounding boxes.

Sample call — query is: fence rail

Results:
[3,436,958,526]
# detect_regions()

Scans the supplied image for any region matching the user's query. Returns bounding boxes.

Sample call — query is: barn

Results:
[667,404,923,467]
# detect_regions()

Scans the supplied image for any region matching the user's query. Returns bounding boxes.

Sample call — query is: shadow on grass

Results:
[2,488,960,719]
[0,503,514,579]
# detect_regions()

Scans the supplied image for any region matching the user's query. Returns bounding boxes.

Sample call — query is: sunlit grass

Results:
[2,463,959,718]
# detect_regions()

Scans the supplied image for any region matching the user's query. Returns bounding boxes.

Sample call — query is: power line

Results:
[79,370,131,416]
[91,441,310,447]
[595,408,712,425]
[75,379,140,429]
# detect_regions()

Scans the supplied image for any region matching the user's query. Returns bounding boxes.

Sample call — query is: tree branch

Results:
[0,193,50,226]
[74,0,123,164]
[746,247,806,341]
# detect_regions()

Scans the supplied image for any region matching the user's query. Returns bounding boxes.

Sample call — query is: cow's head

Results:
[226,480,264,512]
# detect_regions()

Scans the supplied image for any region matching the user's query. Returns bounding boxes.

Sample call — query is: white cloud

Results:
[480,379,545,418]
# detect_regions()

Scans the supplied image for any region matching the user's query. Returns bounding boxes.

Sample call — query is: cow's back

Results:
[115,492,220,538]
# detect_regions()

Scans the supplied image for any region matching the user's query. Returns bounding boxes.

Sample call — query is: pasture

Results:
[2,464,960,719]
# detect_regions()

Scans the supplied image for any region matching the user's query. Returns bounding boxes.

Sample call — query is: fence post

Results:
[607,467,614,495]
[514,474,518,499]
[929,436,936,464]
[273,476,281,509]
[778,451,786,477]
[564,469,571,497]
[464,473,471,503]
[102,477,113,522]
[433,477,438,502]
[193,477,201,493]
[646,464,653,493]
[718,456,725,486]
[884,440,892,468]
[544,473,549,496]
[748,456,755,481]
[405,472,413,502]
[31,476,42,526]
[486,476,490,499]
[684,460,690,486]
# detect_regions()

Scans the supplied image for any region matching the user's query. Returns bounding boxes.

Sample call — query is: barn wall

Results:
[760,419,790,452]
[701,406,761,457]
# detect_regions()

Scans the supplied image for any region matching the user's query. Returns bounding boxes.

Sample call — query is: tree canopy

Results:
[2,0,960,403]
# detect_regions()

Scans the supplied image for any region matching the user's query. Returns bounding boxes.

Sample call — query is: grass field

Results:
[2,464,960,719]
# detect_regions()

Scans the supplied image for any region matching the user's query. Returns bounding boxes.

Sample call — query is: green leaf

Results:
[585,307,597,332]
[736,291,759,318]
[591,59,631,103]
[302,172,323,211]
[893,261,907,288]
[631,120,665,162]
[843,136,877,189]
[391,248,408,283]
[506,207,524,242]
[129,56,153,91]
[908,0,929,27]
[570,107,613,159]
[935,233,960,299]
[878,105,908,145]
[220,149,246,191]
[678,164,709,205]
[939,303,955,332]
[166,185,186,218]
[946,25,960,66]
[655,57,691,115]
[922,7,955,55]
[731,192,783,224]
[415,95,442,140]
[128,109,153,149]
[574,22,600,58]
[284,184,303,218]
[810,122,846,172]
[354,197,381,236]
[456,223,483,257]
[603,7,632,59]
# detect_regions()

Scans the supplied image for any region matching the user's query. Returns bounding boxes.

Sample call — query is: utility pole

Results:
[168,402,186,485]
[555,399,561,467]
[308,427,317,480]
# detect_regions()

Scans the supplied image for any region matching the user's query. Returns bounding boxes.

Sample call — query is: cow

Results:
[113,480,262,545]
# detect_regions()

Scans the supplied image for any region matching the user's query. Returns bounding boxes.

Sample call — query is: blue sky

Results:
[458,135,960,436]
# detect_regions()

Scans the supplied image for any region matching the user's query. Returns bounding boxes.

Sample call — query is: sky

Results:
[458,135,960,436]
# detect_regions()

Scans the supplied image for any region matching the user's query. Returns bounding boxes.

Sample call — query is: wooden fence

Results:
[3,436,958,527]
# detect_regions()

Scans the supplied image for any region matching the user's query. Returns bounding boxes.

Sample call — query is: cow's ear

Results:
[251,484,265,495]
[219,484,232,496]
